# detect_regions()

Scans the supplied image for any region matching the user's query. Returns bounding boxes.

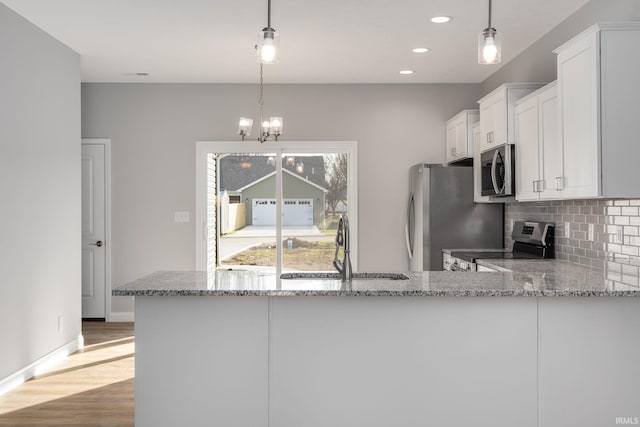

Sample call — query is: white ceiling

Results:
[3,0,590,83]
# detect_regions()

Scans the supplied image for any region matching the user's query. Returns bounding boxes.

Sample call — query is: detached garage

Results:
[238,169,327,226]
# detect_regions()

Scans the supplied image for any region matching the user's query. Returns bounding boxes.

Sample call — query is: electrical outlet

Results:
[58,315,64,332]
[616,226,624,244]
[564,222,570,238]
[588,223,594,241]
[174,211,190,223]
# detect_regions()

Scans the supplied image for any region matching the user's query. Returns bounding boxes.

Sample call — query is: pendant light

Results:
[478,0,501,64]
[237,0,283,142]
[257,0,279,64]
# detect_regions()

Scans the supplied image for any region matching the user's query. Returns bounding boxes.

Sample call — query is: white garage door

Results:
[252,199,313,226]
[283,199,313,226]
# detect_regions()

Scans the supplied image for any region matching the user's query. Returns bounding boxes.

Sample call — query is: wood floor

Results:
[0,322,134,426]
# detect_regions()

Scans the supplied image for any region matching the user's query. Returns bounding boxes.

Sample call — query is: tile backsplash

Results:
[505,199,640,287]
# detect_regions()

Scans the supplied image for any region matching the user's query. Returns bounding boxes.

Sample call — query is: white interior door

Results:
[82,144,106,318]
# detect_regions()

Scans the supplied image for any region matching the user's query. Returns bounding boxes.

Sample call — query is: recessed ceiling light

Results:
[400,70,415,75]
[412,48,430,54]
[431,16,452,24]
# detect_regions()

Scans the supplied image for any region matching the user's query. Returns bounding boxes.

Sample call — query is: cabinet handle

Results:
[486,132,494,144]
[533,180,543,193]
[555,177,564,191]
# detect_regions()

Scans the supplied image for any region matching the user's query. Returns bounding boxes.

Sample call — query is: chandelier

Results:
[238,0,283,143]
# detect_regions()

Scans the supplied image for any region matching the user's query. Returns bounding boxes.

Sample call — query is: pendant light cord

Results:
[488,0,492,29]
[267,0,272,28]
[259,63,265,141]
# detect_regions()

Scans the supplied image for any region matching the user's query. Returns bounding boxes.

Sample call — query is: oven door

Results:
[480,144,515,197]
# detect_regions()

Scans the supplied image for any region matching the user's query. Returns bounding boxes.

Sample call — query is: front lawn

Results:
[221,238,335,271]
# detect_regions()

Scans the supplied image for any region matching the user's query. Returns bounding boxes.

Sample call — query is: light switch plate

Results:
[588,223,594,241]
[616,226,623,244]
[174,211,190,223]
[564,222,570,238]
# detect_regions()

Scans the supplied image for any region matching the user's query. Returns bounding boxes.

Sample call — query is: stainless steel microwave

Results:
[480,144,515,197]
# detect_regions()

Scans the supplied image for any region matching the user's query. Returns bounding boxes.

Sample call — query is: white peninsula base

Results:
[134,296,640,427]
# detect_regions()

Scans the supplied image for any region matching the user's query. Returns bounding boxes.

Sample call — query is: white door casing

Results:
[81,141,110,319]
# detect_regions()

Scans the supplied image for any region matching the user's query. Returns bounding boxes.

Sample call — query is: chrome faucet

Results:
[333,214,353,283]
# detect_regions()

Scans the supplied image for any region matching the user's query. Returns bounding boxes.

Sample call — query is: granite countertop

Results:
[112,267,640,297]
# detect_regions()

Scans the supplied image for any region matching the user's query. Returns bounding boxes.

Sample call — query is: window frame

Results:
[195,140,358,276]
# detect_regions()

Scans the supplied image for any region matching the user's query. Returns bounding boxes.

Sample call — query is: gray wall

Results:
[0,4,81,381]
[81,83,482,313]
[481,0,640,95]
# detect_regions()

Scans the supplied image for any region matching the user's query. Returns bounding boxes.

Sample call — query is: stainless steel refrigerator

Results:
[406,164,503,271]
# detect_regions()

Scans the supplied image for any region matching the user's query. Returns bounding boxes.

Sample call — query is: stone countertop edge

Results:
[112,269,640,298]
[111,288,640,297]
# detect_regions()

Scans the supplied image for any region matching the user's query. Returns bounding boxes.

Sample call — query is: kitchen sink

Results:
[280,272,410,280]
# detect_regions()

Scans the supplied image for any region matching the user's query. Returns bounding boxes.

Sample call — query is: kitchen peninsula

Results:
[115,269,640,427]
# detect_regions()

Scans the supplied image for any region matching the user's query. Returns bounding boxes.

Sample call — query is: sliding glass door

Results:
[195,141,357,276]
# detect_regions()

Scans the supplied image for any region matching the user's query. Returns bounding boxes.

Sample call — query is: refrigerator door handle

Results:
[406,193,414,259]
[405,225,413,260]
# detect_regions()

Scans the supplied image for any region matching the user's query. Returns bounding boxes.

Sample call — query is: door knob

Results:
[89,240,103,247]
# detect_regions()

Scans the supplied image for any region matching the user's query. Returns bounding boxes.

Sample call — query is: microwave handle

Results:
[491,149,500,195]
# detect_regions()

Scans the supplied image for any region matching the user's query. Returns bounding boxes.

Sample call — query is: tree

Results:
[325,154,348,216]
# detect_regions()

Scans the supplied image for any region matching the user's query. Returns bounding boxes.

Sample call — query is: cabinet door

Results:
[455,117,468,158]
[538,87,562,199]
[491,93,507,146]
[539,299,640,427]
[557,31,600,198]
[479,100,494,153]
[473,122,493,203]
[515,96,540,201]
[271,298,538,427]
[445,122,458,163]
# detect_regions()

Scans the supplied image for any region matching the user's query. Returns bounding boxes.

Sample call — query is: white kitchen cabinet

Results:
[271,297,537,427]
[515,82,562,201]
[554,22,640,198]
[538,298,640,427]
[472,121,495,203]
[477,83,543,154]
[445,110,479,164]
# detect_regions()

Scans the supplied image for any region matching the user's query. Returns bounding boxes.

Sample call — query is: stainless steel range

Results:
[443,221,555,272]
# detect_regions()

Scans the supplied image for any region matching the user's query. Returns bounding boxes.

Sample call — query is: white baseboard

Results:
[108,311,134,322]
[0,335,84,397]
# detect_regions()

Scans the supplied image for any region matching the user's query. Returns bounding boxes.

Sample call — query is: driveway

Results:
[219,225,334,260]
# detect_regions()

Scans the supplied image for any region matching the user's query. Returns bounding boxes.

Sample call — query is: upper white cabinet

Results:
[477,84,544,154]
[445,110,479,164]
[554,22,640,198]
[473,121,496,203]
[514,82,562,201]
